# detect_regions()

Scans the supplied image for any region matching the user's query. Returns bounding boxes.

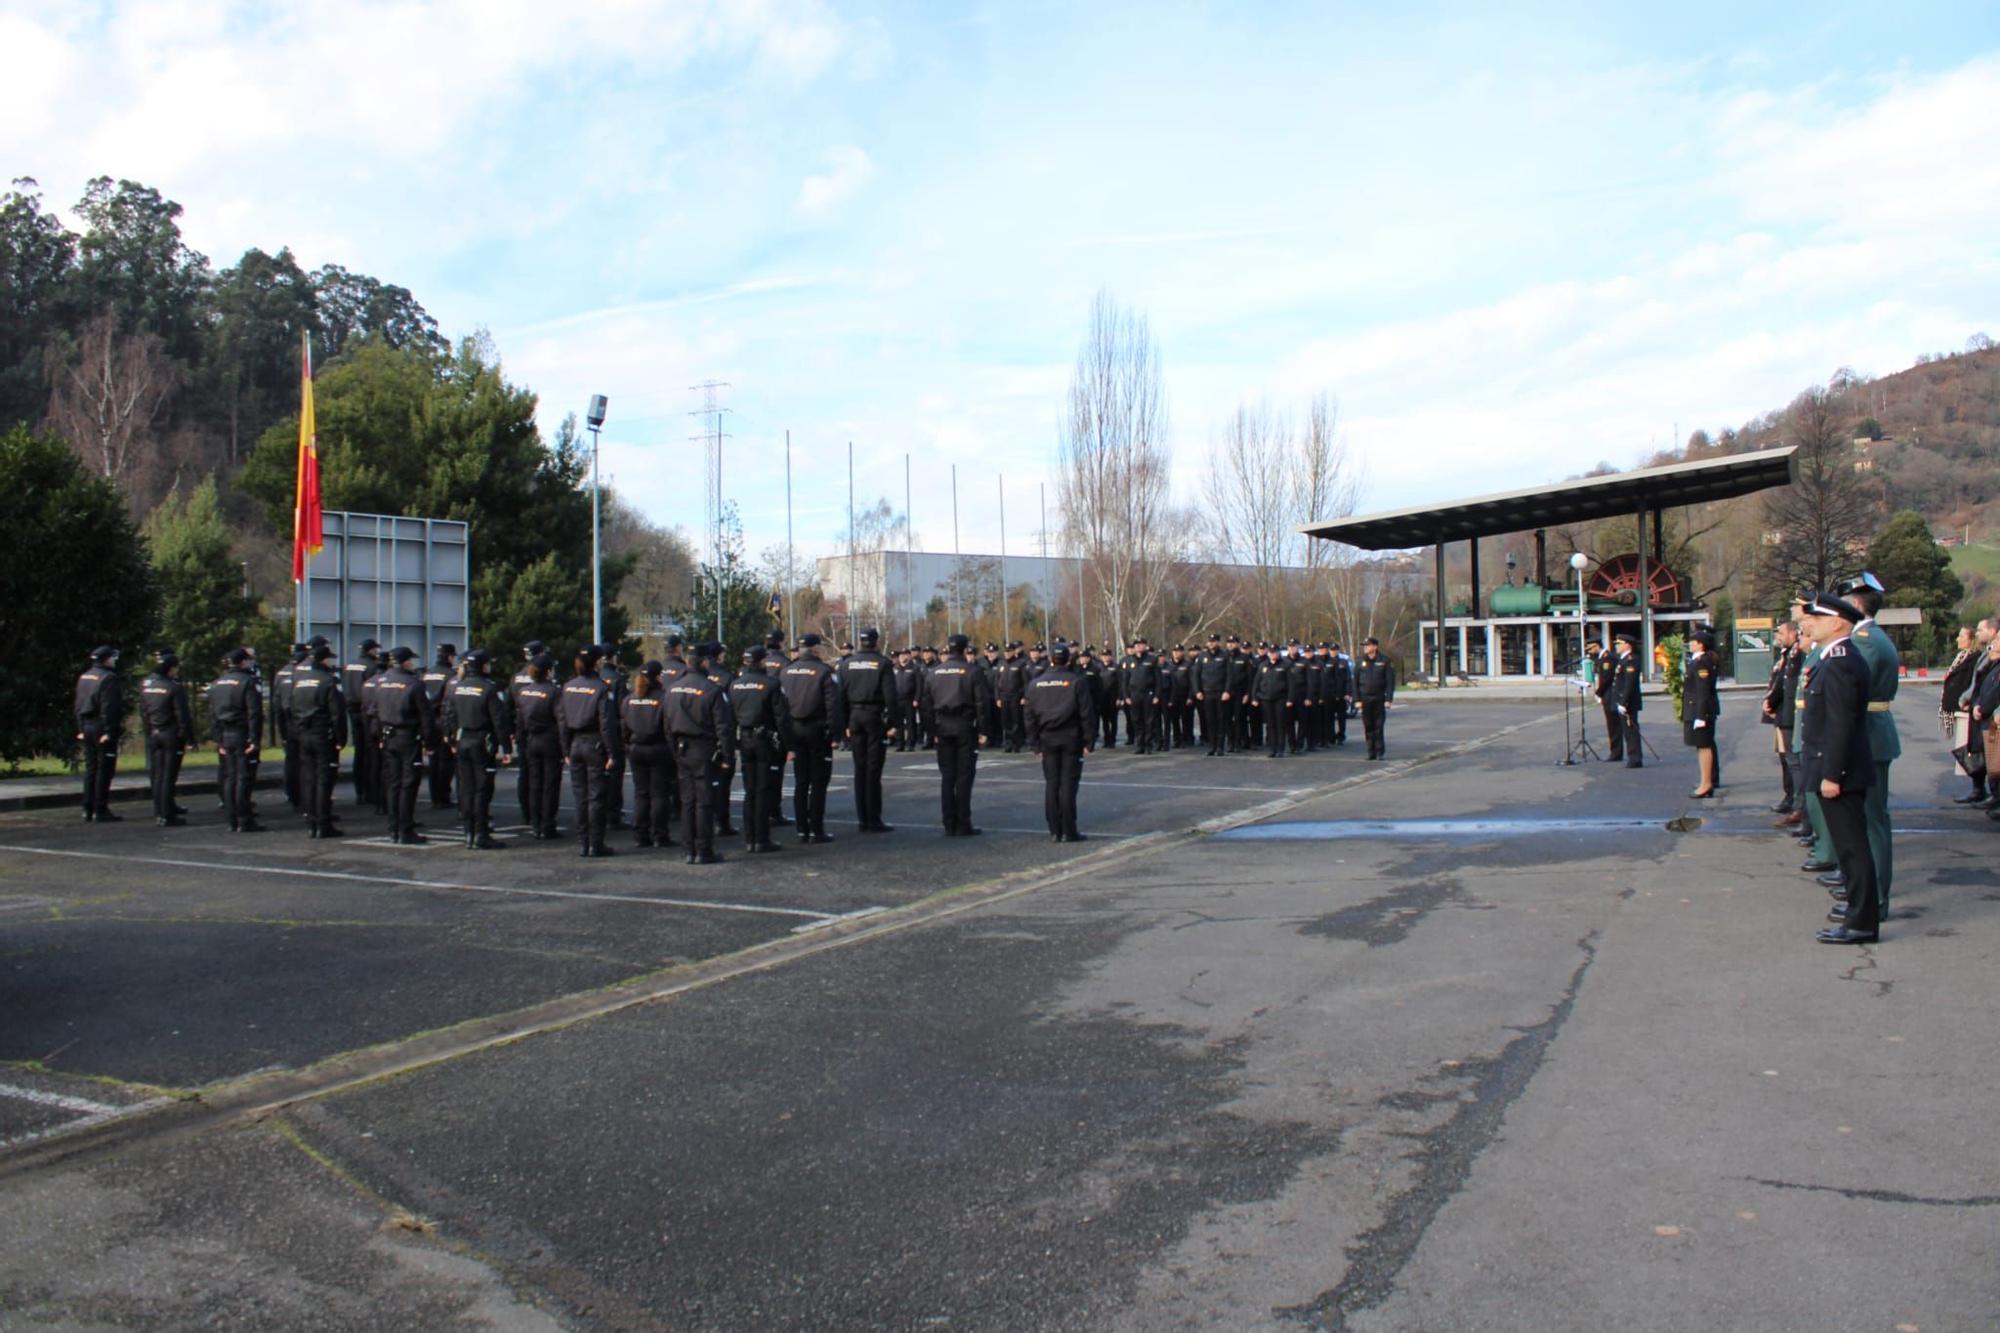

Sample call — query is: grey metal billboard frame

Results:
[301,511,470,662]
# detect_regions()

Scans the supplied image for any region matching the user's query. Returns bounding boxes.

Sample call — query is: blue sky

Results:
[5,1,1998,563]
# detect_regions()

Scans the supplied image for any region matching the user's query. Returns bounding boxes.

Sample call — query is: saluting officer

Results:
[621,662,675,849]
[208,647,265,832]
[447,649,509,849]
[423,643,459,811]
[559,647,621,858]
[781,634,842,843]
[74,645,125,822]
[665,642,736,865]
[730,646,792,853]
[291,641,348,838]
[374,647,433,844]
[838,627,902,833]
[1025,642,1098,842]
[139,650,194,826]
[922,633,993,836]
[1355,636,1396,761]
[512,651,564,841]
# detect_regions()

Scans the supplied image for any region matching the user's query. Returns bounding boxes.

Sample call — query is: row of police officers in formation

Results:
[71,630,1397,861]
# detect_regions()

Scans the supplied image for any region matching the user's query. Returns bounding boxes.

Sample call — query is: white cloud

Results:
[794,144,875,219]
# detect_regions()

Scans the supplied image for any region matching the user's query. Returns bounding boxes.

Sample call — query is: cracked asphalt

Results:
[2,692,1996,1329]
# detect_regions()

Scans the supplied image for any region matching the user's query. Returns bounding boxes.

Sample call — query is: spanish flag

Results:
[291,331,323,583]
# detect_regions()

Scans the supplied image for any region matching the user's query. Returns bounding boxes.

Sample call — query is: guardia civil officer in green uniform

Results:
[1789,593,1839,875]
[1837,572,1900,915]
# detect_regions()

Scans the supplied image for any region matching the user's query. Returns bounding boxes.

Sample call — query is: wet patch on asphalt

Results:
[1297,878,1477,947]
[1218,817,1664,841]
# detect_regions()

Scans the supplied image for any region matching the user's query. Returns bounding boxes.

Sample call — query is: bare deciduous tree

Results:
[45,310,185,510]
[1756,386,1881,604]
[1056,289,1174,649]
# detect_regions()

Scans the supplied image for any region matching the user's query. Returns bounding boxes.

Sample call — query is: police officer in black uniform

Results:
[838,627,902,833]
[139,650,193,826]
[1354,636,1395,760]
[373,647,433,843]
[342,639,382,806]
[511,640,546,825]
[781,634,842,843]
[620,661,674,849]
[559,646,621,858]
[1799,593,1879,943]
[730,646,792,852]
[666,642,735,865]
[448,649,510,849]
[1252,643,1291,757]
[74,646,125,821]
[208,647,265,832]
[1119,638,1160,755]
[512,651,563,841]
[892,647,922,752]
[1025,642,1098,842]
[1608,631,1643,767]
[291,641,348,838]
[1193,635,1229,755]
[271,642,306,812]
[423,643,458,811]
[1328,644,1353,747]
[1586,640,1622,761]
[994,642,1028,753]
[922,633,993,835]
[597,645,631,830]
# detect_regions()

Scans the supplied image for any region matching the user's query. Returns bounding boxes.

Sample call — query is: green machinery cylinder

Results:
[1489,584,1550,616]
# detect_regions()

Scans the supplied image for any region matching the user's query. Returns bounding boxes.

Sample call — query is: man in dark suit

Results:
[1799,593,1878,944]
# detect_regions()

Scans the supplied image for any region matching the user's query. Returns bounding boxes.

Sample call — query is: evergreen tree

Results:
[1866,509,1962,664]
[146,477,255,677]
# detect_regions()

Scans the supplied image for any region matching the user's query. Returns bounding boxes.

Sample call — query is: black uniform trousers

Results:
[382,728,422,837]
[218,726,257,825]
[674,735,719,856]
[368,719,389,813]
[568,734,611,851]
[1263,703,1288,757]
[282,730,301,808]
[1129,698,1155,754]
[80,725,115,816]
[1040,728,1085,838]
[1621,712,1643,767]
[628,740,675,845]
[520,730,564,836]
[739,731,780,846]
[1361,700,1387,759]
[792,722,834,835]
[1601,699,1624,759]
[146,728,183,820]
[1825,787,1880,933]
[848,705,890,826]
[429,735,455,808]
[935,714,978,832]
[1000,697,1026,751]
[1333,698,1349,745]
[1200,697,1226,755]
[299,729,339,832]
[455,732,498,835]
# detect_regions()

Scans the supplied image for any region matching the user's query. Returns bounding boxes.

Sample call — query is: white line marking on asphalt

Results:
[0,844,844,922]
[0,1082,118,1115]
[789,906,888,934]
[0,1097,174,1150]
[888,774,1309,794]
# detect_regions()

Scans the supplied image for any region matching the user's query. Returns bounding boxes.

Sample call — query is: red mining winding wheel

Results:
[1586,553,1686,608]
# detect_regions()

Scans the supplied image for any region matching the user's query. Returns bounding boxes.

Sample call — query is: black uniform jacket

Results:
[1800,637,1872,792]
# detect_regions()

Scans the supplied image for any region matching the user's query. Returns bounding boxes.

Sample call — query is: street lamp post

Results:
[587,394,608,644]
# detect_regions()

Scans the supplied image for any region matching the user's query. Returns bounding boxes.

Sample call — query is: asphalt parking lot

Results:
[2,692,1995,1330]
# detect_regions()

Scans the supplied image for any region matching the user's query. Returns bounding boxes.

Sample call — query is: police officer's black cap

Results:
[1049,643,1072,663]
[744,646,767,664]
[1033,642,1046,653]
[578,645,603,669]
[595,642,619,658]
[308,634,329,648]
[641,659,664,678]
[464,648,492,666]
[1207,632,1221,641]
[226,647,252,666]
[766,630,786,647]
[290,641,308,654]
[947,633,970,651]
[312,643,337,662]
[985,642,999,653]
[1806,592,1862,622]
[89,644,116,662]
[359,638,380,652]
[799,633,822,648]
[665,633,684,650]
[390,646,417,664]
[1612,630,1636,645]
[859,627,879,644]
[531,651,555,670]
[524,639,547,656]
[1363,636,1380,647]
[156,650,178,669]
[437,643,457,657]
